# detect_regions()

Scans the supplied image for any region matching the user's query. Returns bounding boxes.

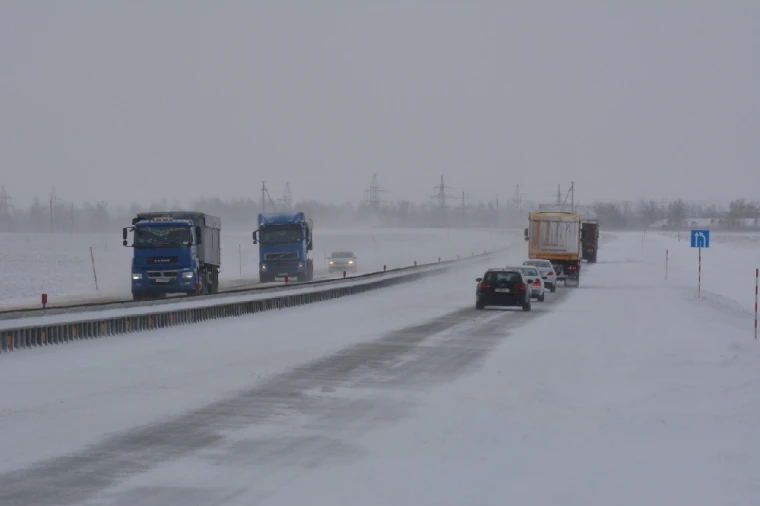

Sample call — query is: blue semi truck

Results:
[252,212,314,282]
[123,212,222,300]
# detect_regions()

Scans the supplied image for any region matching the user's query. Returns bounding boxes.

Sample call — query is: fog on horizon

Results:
[1,1,758,209]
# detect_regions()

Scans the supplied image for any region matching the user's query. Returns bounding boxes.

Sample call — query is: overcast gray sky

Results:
[1,1,758,207]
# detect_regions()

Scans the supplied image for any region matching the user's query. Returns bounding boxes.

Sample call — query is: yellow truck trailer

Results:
[524,211,583,286]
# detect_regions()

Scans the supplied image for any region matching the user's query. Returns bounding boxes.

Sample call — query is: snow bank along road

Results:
[1,232,758,505]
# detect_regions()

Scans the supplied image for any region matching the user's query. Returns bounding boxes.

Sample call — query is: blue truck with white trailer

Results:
[252,212,314,282]
[123,212,222,300]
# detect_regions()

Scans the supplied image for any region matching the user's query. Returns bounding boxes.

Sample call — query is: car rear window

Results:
[521,268,538,276]
[485,271,522,283]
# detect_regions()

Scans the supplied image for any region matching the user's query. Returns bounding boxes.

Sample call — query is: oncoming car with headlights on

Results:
[328,251,358,274]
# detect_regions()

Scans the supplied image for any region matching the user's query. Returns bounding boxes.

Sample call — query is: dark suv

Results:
[475,268,531,311]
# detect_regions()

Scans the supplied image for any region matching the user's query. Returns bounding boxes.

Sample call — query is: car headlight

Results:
[329,261,334,265]
[132,273,142,280]
[182,271,194,279]
[348,260,353,264]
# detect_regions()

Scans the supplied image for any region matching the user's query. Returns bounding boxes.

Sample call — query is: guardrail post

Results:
[343,270,346,278]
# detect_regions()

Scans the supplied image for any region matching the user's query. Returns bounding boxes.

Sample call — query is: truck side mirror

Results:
[122,227,128,247]
[252,230,258,244]
[195,226,203,245]
[523,228,529,241]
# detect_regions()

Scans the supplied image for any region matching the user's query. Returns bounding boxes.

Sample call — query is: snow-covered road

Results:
[0,232,758,505]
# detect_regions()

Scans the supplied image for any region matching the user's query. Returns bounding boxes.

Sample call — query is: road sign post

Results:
[690,230,710,298]
[665,249,668,280]
[755,268,758,340]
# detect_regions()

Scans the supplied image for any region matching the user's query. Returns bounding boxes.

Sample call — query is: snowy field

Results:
[0,227,514,308]
[643,230,760,318]
[0,231,758,505]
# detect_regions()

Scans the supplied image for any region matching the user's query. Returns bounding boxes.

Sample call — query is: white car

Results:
[511,265,545,302]
[523,259,557,293]
[328,251,358,273]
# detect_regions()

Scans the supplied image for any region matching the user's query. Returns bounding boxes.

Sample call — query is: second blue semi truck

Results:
[123,211,222,300]
[252,212,314,282]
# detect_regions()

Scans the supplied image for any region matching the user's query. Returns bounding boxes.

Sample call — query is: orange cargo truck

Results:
[523,211,583,287]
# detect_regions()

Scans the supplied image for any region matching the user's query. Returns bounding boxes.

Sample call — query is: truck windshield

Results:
[259,228,302,244]
[134,226,192,248]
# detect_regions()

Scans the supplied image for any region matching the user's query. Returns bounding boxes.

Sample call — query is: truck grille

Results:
[147,270,179,278]
[147,256,178,264]
[264,252,298,261]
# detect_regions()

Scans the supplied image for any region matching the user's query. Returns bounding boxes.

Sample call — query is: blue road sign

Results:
[690,229,710,248]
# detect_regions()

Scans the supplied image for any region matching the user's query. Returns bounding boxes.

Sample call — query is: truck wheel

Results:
[590,254,597,264]
[132,292,144,301]
[307,259,314,281]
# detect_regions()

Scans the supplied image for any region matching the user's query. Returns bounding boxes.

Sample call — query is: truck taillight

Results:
[478,282,491,289]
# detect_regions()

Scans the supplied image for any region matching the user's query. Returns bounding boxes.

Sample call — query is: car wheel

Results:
[476,302,484,310]
[522,301,532,311]
[550,283,556,293]
[538,292,545,302]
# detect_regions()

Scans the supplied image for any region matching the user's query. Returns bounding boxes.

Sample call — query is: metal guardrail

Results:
[0,252,492,355]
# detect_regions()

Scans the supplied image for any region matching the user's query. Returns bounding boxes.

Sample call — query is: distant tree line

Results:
[590,199,760,230]
[0,191,522,233]
[1,187,757,233]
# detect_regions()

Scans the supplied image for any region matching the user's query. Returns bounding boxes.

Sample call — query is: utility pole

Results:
[571,181,575,212]
[277,181,293,209]
[495,194,499,228]
[461,191,466,217]
[431,175,455,227]
[49,186,57,233]
[557,184,562,206]
[0,185,10,232]
[362,173,388,211]
[261,181,276,213]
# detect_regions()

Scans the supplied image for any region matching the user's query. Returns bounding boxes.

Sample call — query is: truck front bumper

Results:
[131,270,197,293]
[260,261,306,277]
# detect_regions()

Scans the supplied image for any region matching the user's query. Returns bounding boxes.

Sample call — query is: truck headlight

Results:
[261,263,267,271]
[298,262,304,269]
[348,260,354,264]
[132,273,142,280]
[182,271,194,279]
[329,261,334,265]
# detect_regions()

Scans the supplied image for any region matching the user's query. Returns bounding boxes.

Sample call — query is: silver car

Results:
[328,251,358,273]
[510,265,546,302]
[523,259,557,293]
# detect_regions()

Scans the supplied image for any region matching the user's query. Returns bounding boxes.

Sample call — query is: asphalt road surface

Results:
[0,288,569,506]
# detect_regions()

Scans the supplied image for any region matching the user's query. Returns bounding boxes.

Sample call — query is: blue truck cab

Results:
[123,212,222,301]
[252,212,314,282]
